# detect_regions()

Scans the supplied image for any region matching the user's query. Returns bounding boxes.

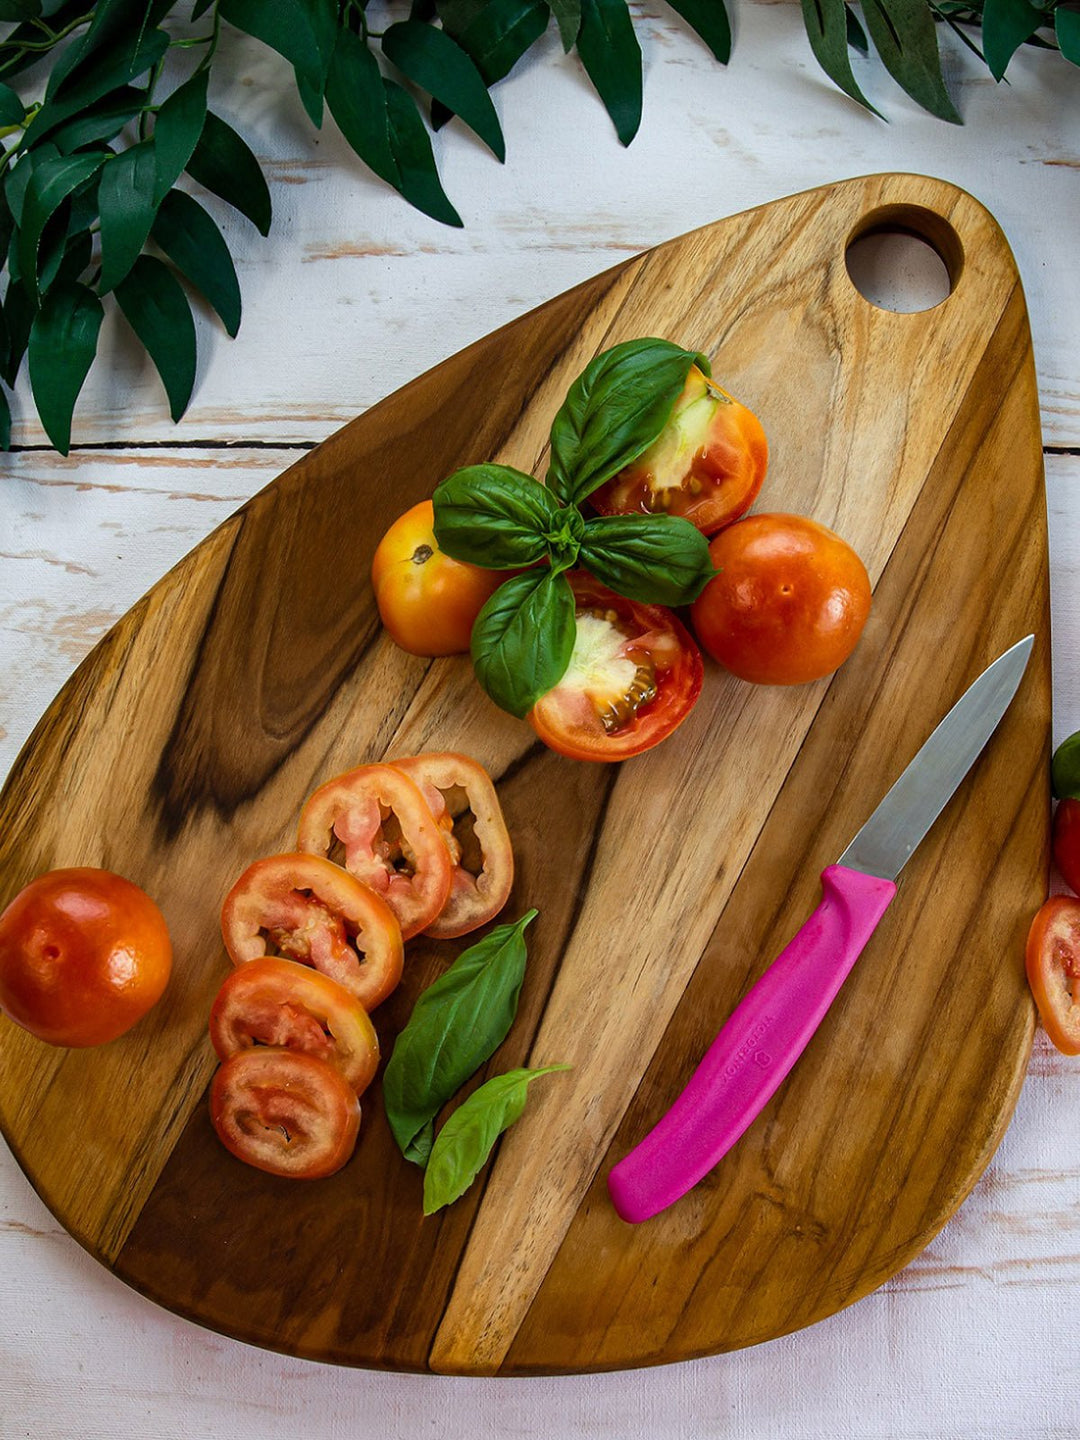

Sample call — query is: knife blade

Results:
[607,635,1034,1224]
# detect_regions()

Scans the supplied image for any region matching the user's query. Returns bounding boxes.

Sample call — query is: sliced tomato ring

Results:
[388,752,514,938]
[210,1047,361,1179]
[221,853,403,1012]
[528,573,704,761]
[1026,896,1080,1055]
[210,956,379,1095]
[297,764,453,941]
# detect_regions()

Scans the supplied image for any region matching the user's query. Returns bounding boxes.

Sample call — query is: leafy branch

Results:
[0,0,1074,453]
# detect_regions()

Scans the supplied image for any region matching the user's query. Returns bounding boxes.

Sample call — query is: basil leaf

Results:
[801,0,882,114]
[28,279,103,454]
[98,140,159,293]
[982,0,1044,79]
[471,569,576,718]
[665,0,731,63]
[325,28,399,189]
[383,909,538,1166]
[549,0,582,49]
[152,69,208,203]
[114,254,196,421]
[186,110,272,236]
[1057,6,1080,65]
[1052,731,1080,801]
[382,19,505,161]
[151,189,241,338]
[384,78,463,228]
[439,0,550,84]
[579,513,715,605]
[860,0,961,122]
[576,0,642,146]
[423,1065,570,1214]
[433,463,561,568]
[546,338,706,506]
[19,151,105,301]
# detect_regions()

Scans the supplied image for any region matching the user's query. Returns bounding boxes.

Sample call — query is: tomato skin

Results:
[1052,798,1080,894]
[210,1047,361,1179]
[1025,897,1080,1055]
[209,956,380,1096]
[389,752,514,938]
[297,764,453,940]
[589,367,768,535]
[372,500,504,656]
[0,868,172,1048]
[690,513,872,686]
[528,574,704,762]
[221,854,403,1012]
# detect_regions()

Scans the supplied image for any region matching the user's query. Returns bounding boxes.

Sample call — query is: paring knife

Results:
[608,635,1035,1224]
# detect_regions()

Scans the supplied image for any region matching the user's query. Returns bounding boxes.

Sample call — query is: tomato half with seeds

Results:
[297,764,453,940]
[389,752,514,938]
[210,956,379,1095]
[589,366,768,535]
[221,853,403,1012]
[210,1047,361,1179]
[1026,896,1080,1055]
[528,574,704,762]
[372,500,504,656]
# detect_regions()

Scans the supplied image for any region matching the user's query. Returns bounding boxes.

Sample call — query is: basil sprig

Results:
[423,1065,571,1215]
[434,463,570,569]
[579,513,715,606]
[383,910,538,1165]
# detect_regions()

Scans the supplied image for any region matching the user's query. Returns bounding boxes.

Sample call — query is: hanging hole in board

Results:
[844,205,963,314]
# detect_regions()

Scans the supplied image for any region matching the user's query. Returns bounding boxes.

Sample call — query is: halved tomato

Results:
[528,573,704,762]
[297,764,453,940]
[210,956,380,1095]
[1026,896,1080,1055]
[389,752,514,938]
[588,366,767,535]
[221,853,403,1012]
[210,1047,361,1179]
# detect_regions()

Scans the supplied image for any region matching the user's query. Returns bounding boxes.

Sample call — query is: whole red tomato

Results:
[0,868,172,1047]
[372,500,504,656]
[690,513,872,685]
[589,366,768,535]
[1053,798,1080,893]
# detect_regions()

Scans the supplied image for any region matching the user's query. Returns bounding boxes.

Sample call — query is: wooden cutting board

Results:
[0,174,1050,1375]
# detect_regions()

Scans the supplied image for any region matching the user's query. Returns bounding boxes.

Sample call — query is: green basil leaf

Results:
[382,19,505,161]
[801,0,883,113]
[981,0,1044,78]
[433,463,561,567]
[423,1065,570,1214]
[546,338,706,505]
[186,110,271,236]
[576,0,642,146]
[19,151,105,301]
[384,78,463,227]
[98,140,159,293]
[0,382,10,451]
[665,0,731,62]
[471,569,576,717]
[325,27,399,188]
[114,254,196,421]
[50,87,147,153]
[0,82,24,127]
[151,188,241,338]
[1052,731,1080,801]
[27,278,103,453]
[549,0,582,48]
[860,0,961,122]
[383,909,538,1166]
[439,0,550,84]
[152,69,208,203]
[579,513,716,605]
[1057,6,1080,64]
[3,277,33,385]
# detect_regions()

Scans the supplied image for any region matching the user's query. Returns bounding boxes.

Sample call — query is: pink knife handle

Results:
[607,864,897,1223]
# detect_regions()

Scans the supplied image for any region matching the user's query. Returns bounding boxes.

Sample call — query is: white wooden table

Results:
[2,10,1079,1437]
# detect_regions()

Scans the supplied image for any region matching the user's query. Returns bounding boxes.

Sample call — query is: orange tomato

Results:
[0,867,172,1047]
[371,500,504,656]
[690,513,872,685]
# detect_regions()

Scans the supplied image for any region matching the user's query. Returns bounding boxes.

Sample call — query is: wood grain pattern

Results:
[0,175,1050,1375]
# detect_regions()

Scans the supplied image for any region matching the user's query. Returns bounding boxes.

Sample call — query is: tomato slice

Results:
[1026,896,1080,1054]
[297,764,453,940]
[221,853,403,1012]
[389,752,514,938]
[210,1047,361,1179]
[528,574,704,761]
[210,956,379,1095]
